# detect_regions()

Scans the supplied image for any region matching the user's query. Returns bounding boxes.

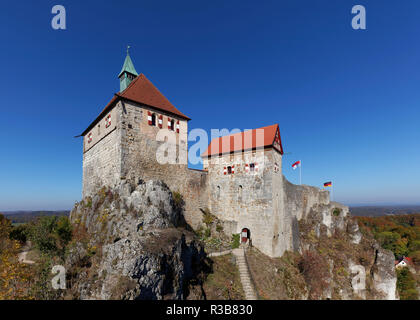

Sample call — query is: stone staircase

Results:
[233,248,257,300]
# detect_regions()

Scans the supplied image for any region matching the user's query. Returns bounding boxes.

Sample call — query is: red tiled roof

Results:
[116,74,190,120]
[81,74,190,136]
[201,124,283,158]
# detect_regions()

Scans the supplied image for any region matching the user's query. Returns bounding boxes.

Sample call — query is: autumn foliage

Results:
[357,214,420,262]
[0,214,33,300]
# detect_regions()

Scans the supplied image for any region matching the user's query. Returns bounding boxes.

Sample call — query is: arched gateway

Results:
[241,228,251,244]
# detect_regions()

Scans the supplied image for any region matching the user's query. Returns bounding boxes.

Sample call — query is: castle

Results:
[80,52,334,258]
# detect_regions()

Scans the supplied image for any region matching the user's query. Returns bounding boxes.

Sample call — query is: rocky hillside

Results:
[66,180,208,300]
[246,202,398,300]
[65,179,398,300]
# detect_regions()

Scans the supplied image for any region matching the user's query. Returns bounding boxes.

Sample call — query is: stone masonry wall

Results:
[283,178,330,221]
[118,101,208,228]
[82,127,122,198]
[204,149,281,257]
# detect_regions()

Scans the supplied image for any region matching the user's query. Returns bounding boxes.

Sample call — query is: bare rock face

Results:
[66,180,206,300]
[371,244,398,300]
[298,203,398,300]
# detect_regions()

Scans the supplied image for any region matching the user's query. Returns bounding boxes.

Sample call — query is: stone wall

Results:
[82,127,122,198]
[83,108,118,153]
[283,178,330,221]
[204,148,284,257]
[117,101,207,228]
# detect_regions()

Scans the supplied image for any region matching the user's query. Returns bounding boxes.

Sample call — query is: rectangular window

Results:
[250,163,255,172]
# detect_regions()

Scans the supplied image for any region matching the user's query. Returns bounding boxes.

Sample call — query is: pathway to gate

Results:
[232,248,257,300]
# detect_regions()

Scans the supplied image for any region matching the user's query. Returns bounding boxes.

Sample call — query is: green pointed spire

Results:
[119,46,138,92]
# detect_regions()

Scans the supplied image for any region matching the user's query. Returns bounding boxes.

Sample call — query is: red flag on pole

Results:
[292,160,301,170]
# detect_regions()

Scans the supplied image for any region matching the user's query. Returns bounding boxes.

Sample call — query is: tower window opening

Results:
[250,163,255,172]
[151,113,156,126]
[227,166,232,174]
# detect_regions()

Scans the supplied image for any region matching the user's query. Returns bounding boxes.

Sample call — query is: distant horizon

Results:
[2,203,420,213]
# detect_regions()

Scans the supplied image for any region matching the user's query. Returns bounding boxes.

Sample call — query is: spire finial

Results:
[127,45,131,55]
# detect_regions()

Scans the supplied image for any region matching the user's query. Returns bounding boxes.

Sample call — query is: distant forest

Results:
[1,205,420,224]
[350,206,420,217]
[1,211,70,224]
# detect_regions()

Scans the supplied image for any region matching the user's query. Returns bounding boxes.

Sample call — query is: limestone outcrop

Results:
[295,199,397,300]
[66,178,397,300]
[66,180,206,300]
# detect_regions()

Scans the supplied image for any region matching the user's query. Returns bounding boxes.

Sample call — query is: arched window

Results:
[238,185,243,201]
[217,186,221,199]
[151,113,156,126]
[227,166,232,174]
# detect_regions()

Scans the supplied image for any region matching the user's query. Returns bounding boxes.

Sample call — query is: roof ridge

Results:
[202,124,282,157]
[207,124,279,143]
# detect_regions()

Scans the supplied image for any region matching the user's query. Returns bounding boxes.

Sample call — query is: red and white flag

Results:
[292,160,301,170]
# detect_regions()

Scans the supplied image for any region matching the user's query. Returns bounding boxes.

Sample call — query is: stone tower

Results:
[201,124,288,257]
[81,51,192,198]
[80,51,207,229]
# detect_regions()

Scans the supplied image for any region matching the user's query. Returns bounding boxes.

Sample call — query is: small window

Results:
[227,166,232,174]
[238,185,243,201]
[217,186,221,199]
[151,114,156,126]
[250,163,255,172]
[170,119,175,131]
[105,114,111,128]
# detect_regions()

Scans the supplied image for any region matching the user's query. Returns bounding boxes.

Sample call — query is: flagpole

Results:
[299,160,302,185]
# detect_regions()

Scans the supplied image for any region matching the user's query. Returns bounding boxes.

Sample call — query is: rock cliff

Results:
[66,180,207,300]
[66,179,397,300]
[246,197,398,300]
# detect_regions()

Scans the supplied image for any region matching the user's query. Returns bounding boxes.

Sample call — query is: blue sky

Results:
[0,0,419,210]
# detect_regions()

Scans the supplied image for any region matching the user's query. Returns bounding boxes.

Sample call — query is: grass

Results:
[202,254,245,300]
[246,248,307,300]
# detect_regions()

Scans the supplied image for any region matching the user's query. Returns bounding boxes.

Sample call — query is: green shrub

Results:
[27,216,72,257]
[85,197,92,208]
[333,208,341,216]
[9,225,28,243]
[204,228,211,238]
[202,208,215,227]
[172,191,184,208]
[231,234,240,249]
[397,268,418,300]
[56,216,73,246]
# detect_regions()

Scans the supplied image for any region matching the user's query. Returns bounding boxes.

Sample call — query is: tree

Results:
[397,268,418,300]
[0,214,32,300]
[9,225,28,243]
[27,216,58,255]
